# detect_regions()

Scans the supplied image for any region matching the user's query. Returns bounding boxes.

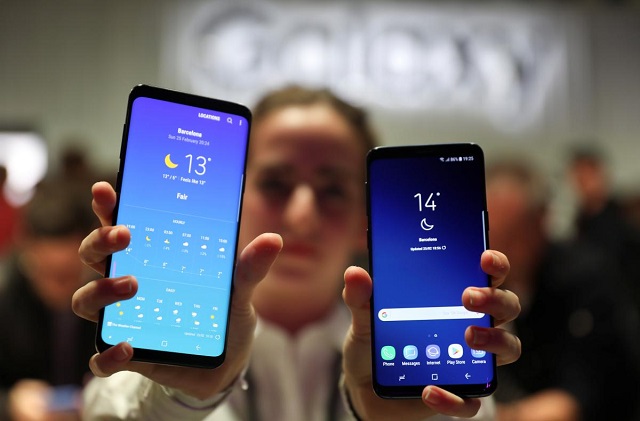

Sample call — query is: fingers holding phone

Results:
[367,143,497,399]
[96,85,252,368]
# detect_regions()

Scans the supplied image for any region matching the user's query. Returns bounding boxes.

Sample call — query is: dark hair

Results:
[567,141,607,166]
[252,85,378,153]
[23,179,97,238]
[486,157,550,214]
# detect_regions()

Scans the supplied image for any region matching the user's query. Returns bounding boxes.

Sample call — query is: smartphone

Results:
[367,143,496,398]
[96,85,251,368]
[47,385,80,413]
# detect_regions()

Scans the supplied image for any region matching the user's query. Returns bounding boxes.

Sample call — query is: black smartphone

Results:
[96,84,251,368]
[367,143,496,398]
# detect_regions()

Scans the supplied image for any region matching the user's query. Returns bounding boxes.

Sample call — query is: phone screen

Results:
[97,85,251,368]
[367,143,496,398]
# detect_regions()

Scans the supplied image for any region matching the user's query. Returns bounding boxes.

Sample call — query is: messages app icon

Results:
[381,346,396,361]
[403,345,418,360]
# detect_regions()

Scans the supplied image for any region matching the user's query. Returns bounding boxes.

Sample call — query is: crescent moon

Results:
[420,218,434,231]
[164,154,178,169]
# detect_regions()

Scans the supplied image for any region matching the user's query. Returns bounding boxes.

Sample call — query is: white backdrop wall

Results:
[0,0,639,234]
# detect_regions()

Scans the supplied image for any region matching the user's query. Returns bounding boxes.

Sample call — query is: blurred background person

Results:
[0,165,22,260]
[566,142,640,310]
[0,179,99,421]
[486,157,640,421]
[54,142,115,191]
[57,144,95,188]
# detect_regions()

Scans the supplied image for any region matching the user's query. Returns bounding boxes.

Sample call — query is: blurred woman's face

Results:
[239,104,367,312]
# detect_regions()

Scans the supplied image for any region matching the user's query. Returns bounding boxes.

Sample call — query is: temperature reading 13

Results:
[414,192,440,212]
[185,154,211,176]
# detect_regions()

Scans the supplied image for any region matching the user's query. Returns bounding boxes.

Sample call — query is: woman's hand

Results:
[73,182,282,400]
[341,250,521,420]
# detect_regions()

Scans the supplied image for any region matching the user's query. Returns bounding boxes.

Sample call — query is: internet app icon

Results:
[426,344,441,359]
[381,345,396,361]
[403,345,418,360]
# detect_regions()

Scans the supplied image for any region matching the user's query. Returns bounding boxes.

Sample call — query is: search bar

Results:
[378,306,484,322]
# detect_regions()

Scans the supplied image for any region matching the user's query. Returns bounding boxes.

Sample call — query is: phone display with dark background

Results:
[96,85,251,368]
[367,143,496,398]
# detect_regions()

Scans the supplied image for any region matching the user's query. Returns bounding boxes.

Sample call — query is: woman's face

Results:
[239,103,367,309]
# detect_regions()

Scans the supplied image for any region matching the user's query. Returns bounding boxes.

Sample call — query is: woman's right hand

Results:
[73,181,282,400]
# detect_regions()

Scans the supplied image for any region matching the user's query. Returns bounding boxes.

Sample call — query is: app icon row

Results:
[381,344,486,361]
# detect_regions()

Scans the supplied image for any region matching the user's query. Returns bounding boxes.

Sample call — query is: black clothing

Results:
[576,199,640,309]
[0,260,96,421]
[495,241,640,421]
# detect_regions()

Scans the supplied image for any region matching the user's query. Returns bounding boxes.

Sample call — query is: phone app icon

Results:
[381,346,396,361]
[471,349,486,358]
[426,344,441,359]
[403,345,418,360]
[448,344,464,359]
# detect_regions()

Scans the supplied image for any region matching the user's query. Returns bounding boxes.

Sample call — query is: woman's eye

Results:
[318,184,358,211]
[321,185,348,200]
[258,178,291,198]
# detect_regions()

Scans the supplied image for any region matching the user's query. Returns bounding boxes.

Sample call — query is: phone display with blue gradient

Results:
[96,85,251,368]
[367,143,496,398]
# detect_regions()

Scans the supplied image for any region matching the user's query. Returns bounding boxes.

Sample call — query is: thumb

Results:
[231,233,283,314]
[342,266,373,342]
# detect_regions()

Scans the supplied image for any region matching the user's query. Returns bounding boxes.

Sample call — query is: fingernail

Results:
[491,251,506,273]
[473,328,490,347]
[467,288,484,307]
[114,343,131,362]
[468,289,477,306]
[108,227,121,244]
[424,387,441,405]
[113,277,132,295]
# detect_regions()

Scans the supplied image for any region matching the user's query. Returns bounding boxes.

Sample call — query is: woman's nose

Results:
[283,184,321,236]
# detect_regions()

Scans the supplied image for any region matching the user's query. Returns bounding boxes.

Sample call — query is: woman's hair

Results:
[252,85,378,152]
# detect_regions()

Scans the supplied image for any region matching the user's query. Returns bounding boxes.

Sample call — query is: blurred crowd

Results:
[485,147,640,420]
[0,145,107,421]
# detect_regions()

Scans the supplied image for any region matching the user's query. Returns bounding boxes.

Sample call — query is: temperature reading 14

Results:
[414,192,440,212]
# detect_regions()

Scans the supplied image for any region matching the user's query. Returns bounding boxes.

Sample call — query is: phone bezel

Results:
[366,143,497,399]
[95,84,252,368]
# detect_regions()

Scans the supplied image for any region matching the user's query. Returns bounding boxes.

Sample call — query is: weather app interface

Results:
[101,96,249,358]
[369,149,494,388]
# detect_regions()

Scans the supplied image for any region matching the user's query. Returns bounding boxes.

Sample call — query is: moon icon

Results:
[420,218,434,231]
[164,154,178,169]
